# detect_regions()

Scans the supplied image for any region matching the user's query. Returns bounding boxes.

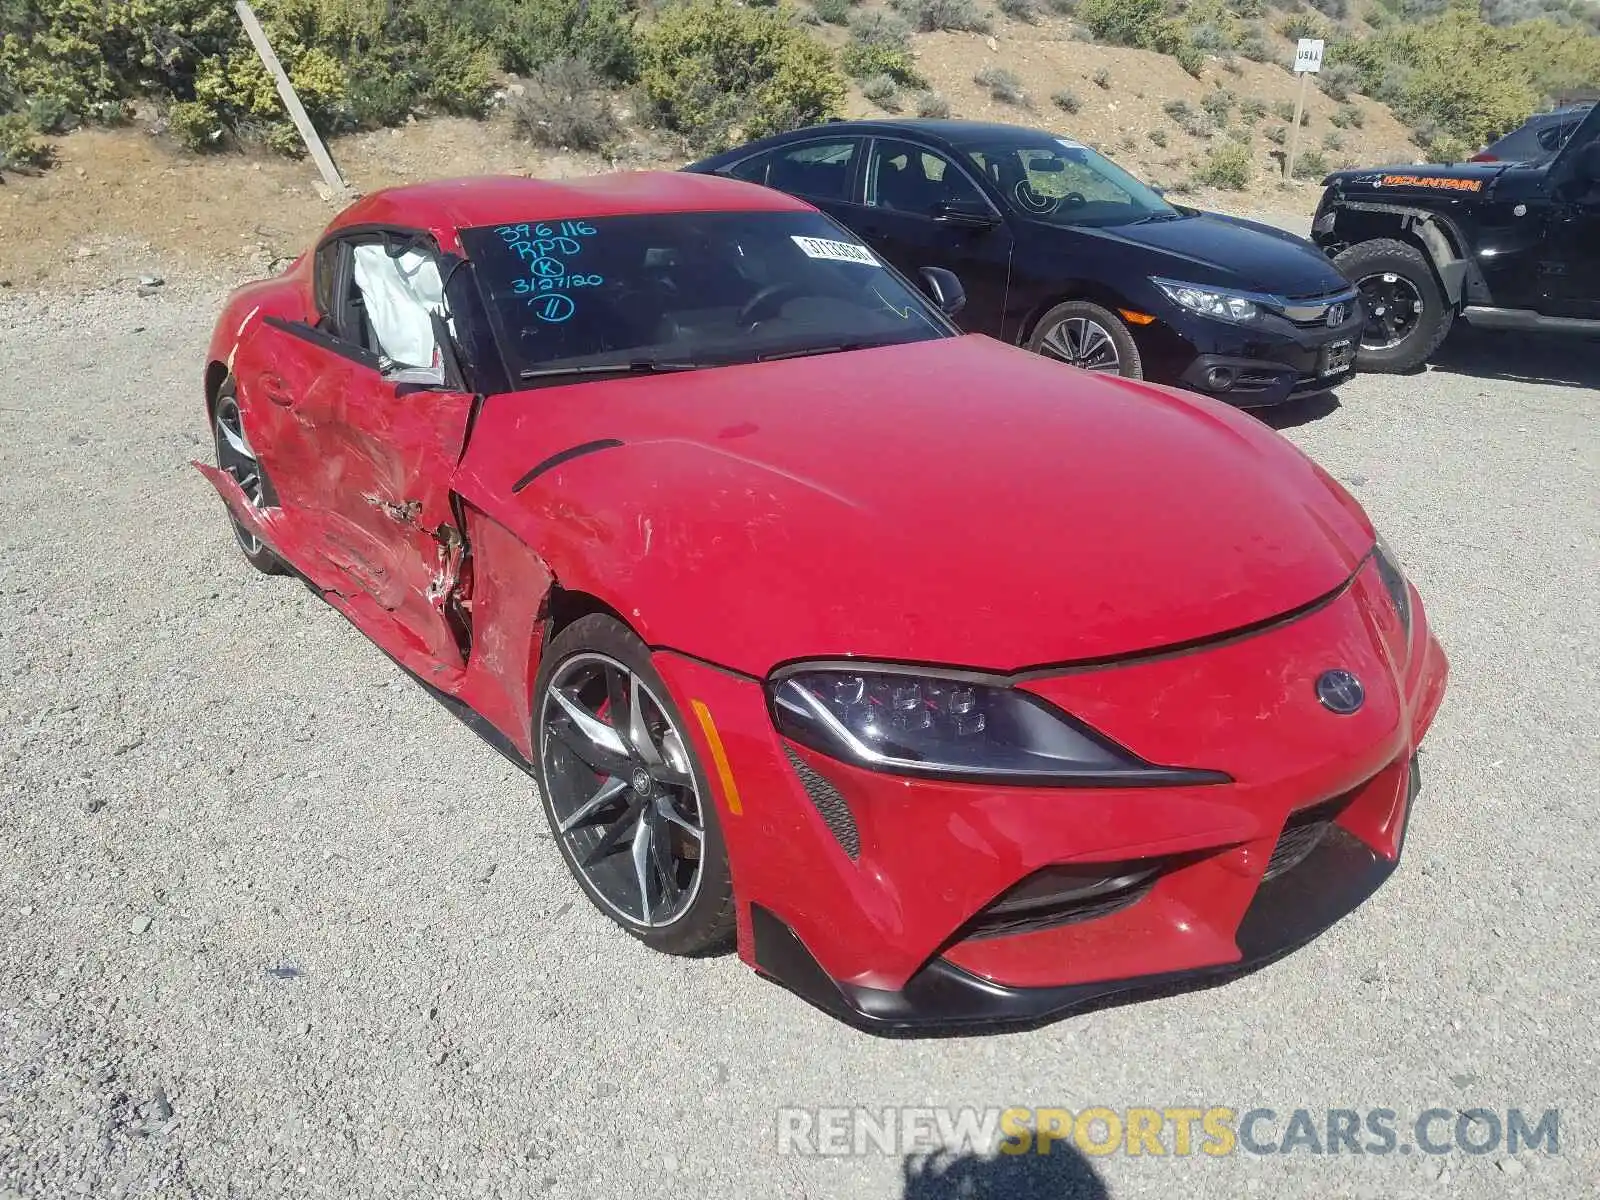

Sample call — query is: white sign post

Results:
[1285,38,1324,181]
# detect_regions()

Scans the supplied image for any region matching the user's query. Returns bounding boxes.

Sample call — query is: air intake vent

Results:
[1264,790,1357,881]
[958,861,1163,941]
[784,746,861,861]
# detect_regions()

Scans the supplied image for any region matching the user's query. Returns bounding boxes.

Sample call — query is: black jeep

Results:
[1311,101,1600,372]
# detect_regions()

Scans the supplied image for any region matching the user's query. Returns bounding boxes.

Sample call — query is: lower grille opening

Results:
[959,861,1164,941]
[783,746,861,861]
[1264,789,1357,882]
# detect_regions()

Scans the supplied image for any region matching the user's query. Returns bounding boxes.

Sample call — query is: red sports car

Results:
[198,172,1448,1034]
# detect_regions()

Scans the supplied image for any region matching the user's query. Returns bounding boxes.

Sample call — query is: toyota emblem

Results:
[1315,669,1365,715]
[1326,302,1346,327]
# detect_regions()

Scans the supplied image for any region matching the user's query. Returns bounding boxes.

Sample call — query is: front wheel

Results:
[211,378,286,575]
[532,614,735,956]
[1027,300,1144,379]
[1333,238,1454,373]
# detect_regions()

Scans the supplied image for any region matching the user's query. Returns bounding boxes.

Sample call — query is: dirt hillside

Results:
[0,10,1428,291]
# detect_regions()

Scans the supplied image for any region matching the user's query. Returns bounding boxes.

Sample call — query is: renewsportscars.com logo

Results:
[776,1106,1562,1159]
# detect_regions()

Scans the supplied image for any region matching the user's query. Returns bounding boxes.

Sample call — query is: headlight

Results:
[1372,535,1412,643]
[768,665,1228,787]
[1152,277,1261,323]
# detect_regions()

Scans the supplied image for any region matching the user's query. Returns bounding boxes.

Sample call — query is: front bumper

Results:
[652,557,1449,1036]
[749,759,1420,1035]
[1138,304,1367,408]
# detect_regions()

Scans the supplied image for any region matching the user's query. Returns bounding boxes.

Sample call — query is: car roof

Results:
[325,171,812,244]
[807,118,1060,146]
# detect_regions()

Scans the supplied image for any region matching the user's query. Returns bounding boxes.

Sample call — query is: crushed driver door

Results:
[273,232,477,685]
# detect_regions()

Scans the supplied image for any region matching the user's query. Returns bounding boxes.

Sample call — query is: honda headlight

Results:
[768,665,1228,787]
[1152,277,1261,323]
[1372,534,1412,642]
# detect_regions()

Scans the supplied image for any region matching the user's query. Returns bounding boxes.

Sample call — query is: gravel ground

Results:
[1,276,1595,1200]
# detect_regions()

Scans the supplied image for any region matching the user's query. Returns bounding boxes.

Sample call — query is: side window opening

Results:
[350,240,450,368]
[767,140,857,201]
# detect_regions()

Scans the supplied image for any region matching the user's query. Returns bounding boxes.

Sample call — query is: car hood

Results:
[1065,211,1349,296]
[456,336,1374,676]
[1323,162,1509,195]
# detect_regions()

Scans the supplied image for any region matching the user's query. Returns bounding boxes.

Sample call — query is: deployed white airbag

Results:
[352,243,446,368]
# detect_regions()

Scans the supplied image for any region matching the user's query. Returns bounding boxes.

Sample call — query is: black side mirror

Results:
[933,200,999,229]
[919,266,967,317]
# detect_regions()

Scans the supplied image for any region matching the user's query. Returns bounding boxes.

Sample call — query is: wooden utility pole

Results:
[234,0,350,201]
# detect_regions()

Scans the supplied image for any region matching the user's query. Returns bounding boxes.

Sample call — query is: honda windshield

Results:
[964,132,1181,228]
[461,210,952,381]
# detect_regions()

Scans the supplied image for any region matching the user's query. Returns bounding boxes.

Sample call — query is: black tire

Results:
[1334,238,1455,373]
[532,614,735,956]
[210,377,287,575]
[1026,300,1144,379]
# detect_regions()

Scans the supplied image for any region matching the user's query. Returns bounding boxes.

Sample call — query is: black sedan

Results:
[686,119,1364,408]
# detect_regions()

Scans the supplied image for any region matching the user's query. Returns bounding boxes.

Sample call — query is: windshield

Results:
[461,210,951,381]
[965,134,1180,228]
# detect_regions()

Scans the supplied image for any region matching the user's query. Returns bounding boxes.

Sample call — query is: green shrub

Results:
[1226,123,1252,142]
[1052,87,1081,112]
[974,64,1027,104]
[0,111,53,173]
[1292,146,1328,177]
[1163,97,1214,137]
[999,0,1041,20]
[894,0,994,33]
[1239,32,1274,61]
[1317,62,1361,100]
[1046,0,1080,12]
[1078,0,1167,47]
[508,56,619,150]
[1272,99,1311,125]
[166,98,225,151]
[1265,122,1287,143]
[1322,129,1343,149]
[842,11,926,84]
[1188,22,1237,51]
[1175,42,1206,76]
[1195,140,1252,187]
[1092,65,1112,87]
[1241,96,1268,118]
[0,0,633,156]
[24,93,76,134]
[813,0,856,24]
[862,73,903,109]
[915,88,951,116]
[1201,88,1236,121]
[639,0,845,151]
[1147,126,1168,146]
[1280,12,1329,39]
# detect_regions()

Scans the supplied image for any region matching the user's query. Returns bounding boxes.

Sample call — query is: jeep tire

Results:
[1334,238,1454,373]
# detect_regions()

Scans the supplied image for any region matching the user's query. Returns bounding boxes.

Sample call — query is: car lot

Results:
[0,281,1595,1200]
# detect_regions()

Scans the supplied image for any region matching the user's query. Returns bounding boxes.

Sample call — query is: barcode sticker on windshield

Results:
[791,236,879,265]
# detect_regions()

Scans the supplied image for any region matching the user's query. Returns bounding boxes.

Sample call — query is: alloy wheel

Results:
[212,396,267,555]
[1355,272,1424,351]
[1040,317,1122,372]
[539,652,706,929]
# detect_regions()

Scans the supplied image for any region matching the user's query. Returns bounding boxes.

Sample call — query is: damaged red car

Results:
[199,173,1448,1034]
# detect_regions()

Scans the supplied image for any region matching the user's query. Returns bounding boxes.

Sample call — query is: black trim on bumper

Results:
[753,758,1420,1037]
[1179,354,1355,408]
